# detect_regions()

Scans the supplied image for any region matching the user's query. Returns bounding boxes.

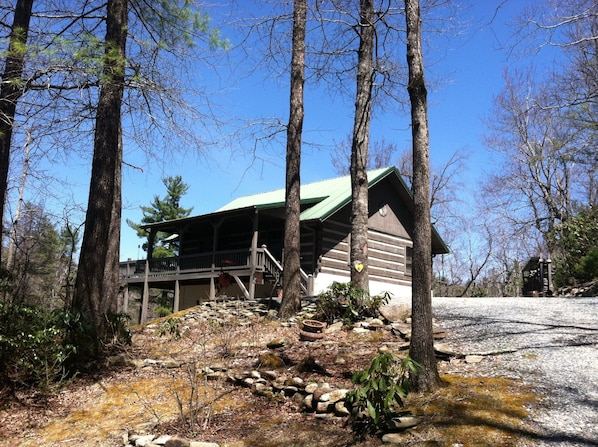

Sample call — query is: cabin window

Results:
[405,246,413,276]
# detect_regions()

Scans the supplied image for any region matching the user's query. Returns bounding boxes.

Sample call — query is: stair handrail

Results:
[261,245,283,273]
[261,245,309,294]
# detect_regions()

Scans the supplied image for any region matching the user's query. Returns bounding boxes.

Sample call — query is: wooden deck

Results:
[119,247,312,322]
[119,248,279,284]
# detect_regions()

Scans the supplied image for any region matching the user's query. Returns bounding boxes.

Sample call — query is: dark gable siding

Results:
[367,179,413,285]
[315,177,413,285]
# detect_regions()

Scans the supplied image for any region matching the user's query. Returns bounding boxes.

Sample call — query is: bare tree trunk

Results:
[0,0,34,266]
[281,0,306,318]
[6,129,31,270]
[350,0,374,292]
[405,0,440,392]
[72,0,127,358]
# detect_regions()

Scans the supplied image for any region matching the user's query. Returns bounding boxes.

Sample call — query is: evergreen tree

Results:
[8,202,62,308]
[127,175,193,258]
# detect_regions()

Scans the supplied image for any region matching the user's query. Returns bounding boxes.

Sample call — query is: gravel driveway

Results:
[432,297,598,447]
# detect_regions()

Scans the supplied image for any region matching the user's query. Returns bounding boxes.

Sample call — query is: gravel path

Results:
[432,297,598,447]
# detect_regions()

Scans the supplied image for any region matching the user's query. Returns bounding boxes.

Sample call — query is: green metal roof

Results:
[217,166,398,222]
[142,166,449,254]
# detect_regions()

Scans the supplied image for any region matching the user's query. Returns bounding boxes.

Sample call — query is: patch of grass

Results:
[397,374,540,446]
[21,376,247,447]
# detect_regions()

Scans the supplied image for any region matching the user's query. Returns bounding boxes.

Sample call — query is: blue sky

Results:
[115,0,549,261]
[8,0,552,262]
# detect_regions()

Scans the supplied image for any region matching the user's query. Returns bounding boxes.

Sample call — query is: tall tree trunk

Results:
[6,129,31,270]
[0,0,34,266]
[405,0,440,392]
[350,0,374,292]
[72,0,127,358]
[281,0,306,318]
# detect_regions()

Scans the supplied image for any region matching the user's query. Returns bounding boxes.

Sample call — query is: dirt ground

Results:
[0,304,541,447]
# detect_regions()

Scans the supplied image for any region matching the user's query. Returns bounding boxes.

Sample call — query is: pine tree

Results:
[127,175,193,258]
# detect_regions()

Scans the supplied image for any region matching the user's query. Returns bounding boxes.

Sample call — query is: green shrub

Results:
[158,316,183,340]
[155,306,172,318]
[315,281,390,325]
[574,247,598,282]
[550,206,598,286]
[0,303,77,391]
[104,312,132,347]
[345,352,419,435]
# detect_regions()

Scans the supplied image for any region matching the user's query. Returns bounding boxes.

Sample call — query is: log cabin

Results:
[119,166,449,322]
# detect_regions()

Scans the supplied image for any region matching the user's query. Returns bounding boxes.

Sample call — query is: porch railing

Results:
[119,246,311,294]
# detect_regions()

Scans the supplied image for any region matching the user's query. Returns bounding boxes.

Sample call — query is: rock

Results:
[334,401,350,416]
[283,386,299,396]
[135,435,156,447]
[312,383,332,401]
[253,382,274,398]
[142,359,181,369]
[189,443,220,447]
[465,355,484,364]
[319,389,349,403]
[387,415,420,430]
[266,337,290,349]
[325,321,344,333]
[379,304,410,323]
[304,383,318,394]
[381,433,405,444]
[352,327,369,335]
[289,376,305,387]
[316,401,331,413]
[390,323,411,339]
[291,392,305,409]
[369,318,385,328]
[434,343,456,358]
[205,372,225,381]
[153,435,173,445]
[303,394,314,410]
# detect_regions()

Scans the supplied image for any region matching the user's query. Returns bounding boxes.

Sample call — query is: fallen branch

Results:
[457,348,519,358]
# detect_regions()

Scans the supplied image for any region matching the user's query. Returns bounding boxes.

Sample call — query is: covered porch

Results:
[119,203,315,322]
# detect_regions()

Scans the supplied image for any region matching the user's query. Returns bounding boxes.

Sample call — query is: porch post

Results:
[174,279,180,313]
[249,210,259,300]
[546,256,553,296]
[210,220,221,300]
[140,259,150,324]
[122,284,129,314]
[147,229,156,260]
